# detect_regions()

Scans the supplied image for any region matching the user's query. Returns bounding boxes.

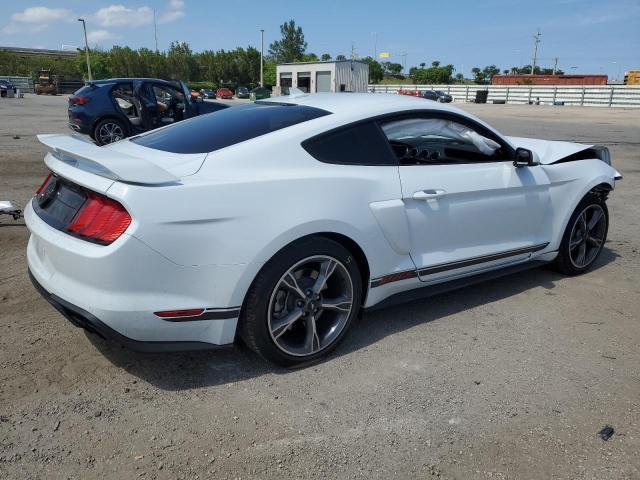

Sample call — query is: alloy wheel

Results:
[568,204,606,269]
[98,122,124,144]
[267,255,354,357]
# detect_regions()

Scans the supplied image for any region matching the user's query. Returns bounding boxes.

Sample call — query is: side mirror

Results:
[513,147,539,168]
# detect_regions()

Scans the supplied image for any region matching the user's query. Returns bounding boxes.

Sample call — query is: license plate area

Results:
[32,175,87,231]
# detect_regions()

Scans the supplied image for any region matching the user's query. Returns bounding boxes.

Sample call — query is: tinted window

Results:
[132,103,330,154]
[302,122,397,166]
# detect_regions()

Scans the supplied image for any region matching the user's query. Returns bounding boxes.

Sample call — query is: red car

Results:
[397,89,422,97]
[216,87,234,99]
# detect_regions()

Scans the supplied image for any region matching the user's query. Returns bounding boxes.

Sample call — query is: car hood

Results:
[505,136,594,165]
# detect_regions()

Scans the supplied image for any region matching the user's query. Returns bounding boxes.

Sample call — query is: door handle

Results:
[412,189,447,200]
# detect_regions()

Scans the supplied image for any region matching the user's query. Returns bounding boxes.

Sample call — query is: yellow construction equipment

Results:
[35,69,58,95]
[623,70,640,85]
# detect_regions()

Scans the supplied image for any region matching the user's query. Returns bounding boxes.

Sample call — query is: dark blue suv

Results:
[68,78,229,145]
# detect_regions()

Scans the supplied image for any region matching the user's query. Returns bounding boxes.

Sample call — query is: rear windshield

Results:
[131,103,330,154]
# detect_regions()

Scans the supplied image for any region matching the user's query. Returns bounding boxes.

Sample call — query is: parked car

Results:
[216,87,234,99]
[250,86,271,101]
[0,79,16,96]
[398,89,453,103]
[28,94,621,366]
[236,86,250,99]
[67,78,230,145]
[422,90,453,102]
[200,88,216,99]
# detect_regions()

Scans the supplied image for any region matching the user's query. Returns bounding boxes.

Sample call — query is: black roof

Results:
[89,78,178,86]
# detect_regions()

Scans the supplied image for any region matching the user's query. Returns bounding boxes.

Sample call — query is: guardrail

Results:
[0,76,34,93]
[369,84,640,108]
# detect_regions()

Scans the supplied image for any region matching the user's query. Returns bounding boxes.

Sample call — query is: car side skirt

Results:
[367,259,551,312]
[370,243,549,288]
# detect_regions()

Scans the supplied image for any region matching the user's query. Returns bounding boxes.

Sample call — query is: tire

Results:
[239,237,362,367]
[93,118,127,146]
[553,193,608,275]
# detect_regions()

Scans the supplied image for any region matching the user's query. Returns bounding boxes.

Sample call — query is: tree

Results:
[471,65,500,84]
[360,56,384,83]
[410,60,454,84]
[454,73,464,83]
[382,62,402,76]
[510,64,564,75]
[268,20,307,63]
[301,52,319,62]
[321,53,331,61]
[336,54,346,61]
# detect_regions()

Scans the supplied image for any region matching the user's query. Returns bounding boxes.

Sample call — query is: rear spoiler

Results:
[37,134,179,185]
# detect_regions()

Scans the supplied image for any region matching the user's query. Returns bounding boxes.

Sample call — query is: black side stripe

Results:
[418,243,549,276]
[160,308,241,322]
[371,243,549,288]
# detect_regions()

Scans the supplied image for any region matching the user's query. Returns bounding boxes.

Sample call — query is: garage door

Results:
[316,71,331,93]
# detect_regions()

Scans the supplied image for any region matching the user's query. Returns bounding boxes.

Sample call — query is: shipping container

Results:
[492,74,608,86]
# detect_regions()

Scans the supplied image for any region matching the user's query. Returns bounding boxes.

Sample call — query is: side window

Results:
[380,116,506,165]
[302,122,397,166]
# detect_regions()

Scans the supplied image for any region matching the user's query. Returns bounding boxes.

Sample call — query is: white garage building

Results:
[276,60,370,94]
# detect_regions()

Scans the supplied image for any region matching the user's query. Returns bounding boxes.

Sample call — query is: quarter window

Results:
[302,122,397,166]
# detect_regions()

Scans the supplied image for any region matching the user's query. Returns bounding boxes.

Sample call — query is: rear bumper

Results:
[25,200,247,349]
[29,270,221,352]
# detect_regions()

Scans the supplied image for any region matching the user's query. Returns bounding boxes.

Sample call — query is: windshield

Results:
[132,103,330,154]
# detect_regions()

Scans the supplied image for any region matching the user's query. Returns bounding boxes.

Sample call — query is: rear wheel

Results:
[554,194,608,275]
[94,118,126,145]
[239,237,362,367]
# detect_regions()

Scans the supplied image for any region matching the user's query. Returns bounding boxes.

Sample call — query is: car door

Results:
[379,112,553,282]
[178,80,198,118]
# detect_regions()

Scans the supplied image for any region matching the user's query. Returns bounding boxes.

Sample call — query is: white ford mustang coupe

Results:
[26,93,621,365]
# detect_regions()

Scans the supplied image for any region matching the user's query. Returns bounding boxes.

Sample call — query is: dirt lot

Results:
[1,95,639,480]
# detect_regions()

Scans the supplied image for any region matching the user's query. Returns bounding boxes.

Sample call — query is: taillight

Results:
[67,192,131,244]
[70,95,90,105]
[36,172,53,194]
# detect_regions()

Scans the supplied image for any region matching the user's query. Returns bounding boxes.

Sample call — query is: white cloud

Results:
[12,6,71,24]
[158,0,186,24]
[3,1,185,36]
[93,4,154,27]
[87,29,118,43]
[3,6,72,33]
[158,10,185,23]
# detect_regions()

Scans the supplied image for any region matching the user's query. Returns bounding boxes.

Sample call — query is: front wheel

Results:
[554,194,608,275]
[239,237,362,367]
[93,118,126,145]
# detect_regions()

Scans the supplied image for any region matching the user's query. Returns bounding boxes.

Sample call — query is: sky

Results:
[1,0,639,81]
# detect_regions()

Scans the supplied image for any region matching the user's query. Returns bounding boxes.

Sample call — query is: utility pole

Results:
[260,29,264,87]
[372,32,379,59]
[77,18,92,81]
[153,9,158,52]
[400,51,407,75]
[553,57,558,75]
[350,42,357,60]
[531,28,541,75]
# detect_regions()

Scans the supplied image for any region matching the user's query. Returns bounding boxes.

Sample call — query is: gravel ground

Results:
[1,95,639,480]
